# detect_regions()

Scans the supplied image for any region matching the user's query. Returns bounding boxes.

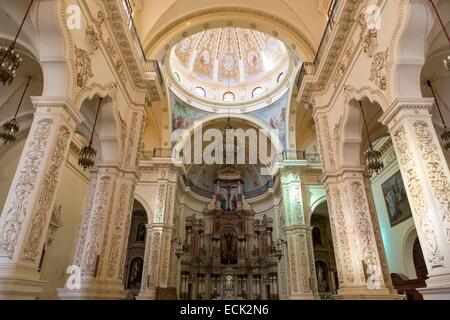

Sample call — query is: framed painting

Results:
[381,170,412,227]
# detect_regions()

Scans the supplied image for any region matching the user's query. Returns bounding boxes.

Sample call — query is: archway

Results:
[123,200,148,299]
[310,200,338,298]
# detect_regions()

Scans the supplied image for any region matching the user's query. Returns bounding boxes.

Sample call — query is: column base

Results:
[136,288,156,300]
[419,274,450,300]
[0,277,48,300]
[336,286,404,300]
[286,292,317,300]
[0,264,48,300]
[57,279,126,300]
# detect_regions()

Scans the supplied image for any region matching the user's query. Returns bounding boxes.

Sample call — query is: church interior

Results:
[0,0,449,301]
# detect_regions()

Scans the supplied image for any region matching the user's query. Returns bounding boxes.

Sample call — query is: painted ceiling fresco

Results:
[171,91,289,148]
[172,27,287,84]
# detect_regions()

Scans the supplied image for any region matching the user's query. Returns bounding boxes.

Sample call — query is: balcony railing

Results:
[296,0,341,92]
[120,0,164,87]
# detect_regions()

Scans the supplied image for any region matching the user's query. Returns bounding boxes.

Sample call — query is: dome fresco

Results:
[169,28,291,105]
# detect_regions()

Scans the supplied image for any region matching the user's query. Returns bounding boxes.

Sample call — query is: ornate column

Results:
[138,166,178,300]
[58,109,145,300]
[380,98,450,299]
[279,163,317,299]
[0,98,82,299]
[323,168,398,299]
[314,110,399,299]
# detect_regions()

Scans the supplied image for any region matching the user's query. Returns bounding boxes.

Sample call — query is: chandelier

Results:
[0,77,31,144]
[0,0,34,86]
[427,80,450,150]
[359,100,384,174]
[428,0,450,72]
[78,98,102,170]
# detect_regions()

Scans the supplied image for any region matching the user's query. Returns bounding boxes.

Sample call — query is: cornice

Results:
[30,96,84,125]
[379,98,434,127]
[143,7,316,59]
[297,0,362,106]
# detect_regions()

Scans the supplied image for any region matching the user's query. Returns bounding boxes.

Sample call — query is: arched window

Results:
[252,87,263,98]
[223,92,235,102]
[277,72,284,84]
[194,87,206,98]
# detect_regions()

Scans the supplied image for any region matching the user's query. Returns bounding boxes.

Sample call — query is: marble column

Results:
[323,168,399,299]
[0,98,82,299]
[380,98,450,299]
[138,166,177,300]
[280,165,317,299]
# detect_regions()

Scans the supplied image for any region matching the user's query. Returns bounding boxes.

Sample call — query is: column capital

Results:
[31,96,84,127]
[379,98,434,128]
[321,166,367,184]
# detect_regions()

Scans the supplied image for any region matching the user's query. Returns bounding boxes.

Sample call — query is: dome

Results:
[168,28,292,109]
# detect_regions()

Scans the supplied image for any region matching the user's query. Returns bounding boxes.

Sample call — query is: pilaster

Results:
[279,163,316,299]
[380,98,450,299]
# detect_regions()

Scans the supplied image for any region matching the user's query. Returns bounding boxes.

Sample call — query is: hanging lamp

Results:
[427,80,450,150]
[359,100,384,174]
[0,0,34,86]
[0,76,31,144]
[78,98,103,170]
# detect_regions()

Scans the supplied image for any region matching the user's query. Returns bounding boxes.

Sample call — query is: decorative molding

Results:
[86,25,101,54]
[23,126,71,262]
[392,126,444,268]
[413,120,450,243]
[0,119,53,258]
[369,48,389,91]
[75,46,94,88]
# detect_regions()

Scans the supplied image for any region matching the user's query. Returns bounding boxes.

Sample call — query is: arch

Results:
[340,97,388,168]
[134,195,153,224]
[126,257,144,289]
[340,99,364,167]
[194,87,207,98]
[171,114,285,174]
[252,87,263,98]
[223,92,235,102]
[390,0,435,99]
[344,85,389,112]
[78,94,122,163]
[403,226,419,279]
[307,195,328,226]
[144,7,316,63]
[33,0,74,98]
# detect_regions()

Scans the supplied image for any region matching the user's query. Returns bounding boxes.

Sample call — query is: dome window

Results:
[252,87,263,98]
[223,92,235,102]
[195,87,206,98]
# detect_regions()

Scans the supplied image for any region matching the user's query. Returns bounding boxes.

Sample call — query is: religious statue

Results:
[316,263,328,292]
[220,195,226,210]
[231,195,237,211]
